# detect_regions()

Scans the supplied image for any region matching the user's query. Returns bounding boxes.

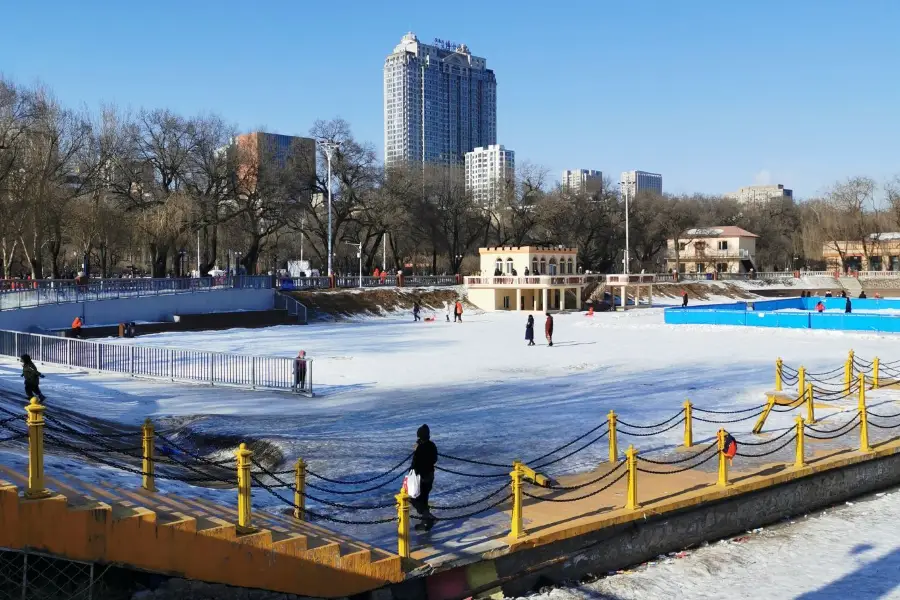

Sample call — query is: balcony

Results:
[665,248,752,260]
[464,275,603,288]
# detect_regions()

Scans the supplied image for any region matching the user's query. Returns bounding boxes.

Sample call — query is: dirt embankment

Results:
[287,287,467,319]
[587,281,759,302]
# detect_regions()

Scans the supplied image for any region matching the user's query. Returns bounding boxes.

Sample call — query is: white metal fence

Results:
[0,330,312,396]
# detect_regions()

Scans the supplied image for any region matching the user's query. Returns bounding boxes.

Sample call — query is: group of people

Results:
[412,300,464,322]
[525,313,554,346]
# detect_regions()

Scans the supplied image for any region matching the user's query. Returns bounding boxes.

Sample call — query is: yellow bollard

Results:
[717,429,729,487]
[752,396,776,434]
[844,351,854,394]
[395,487,410,558]
[798,366,806,401]
[625,445,640,510]
[141,419,155,492]
[608,410,618,463]
[235,442,255,533]
[874,358,880,389]
[794,416,805,469]
[806,383,815,424]
[775,358,783,392]
[509,460,524,540]
[25,398,51,499]
[859,373,871,453]
[683,400,693,449]
[293,458,306,521]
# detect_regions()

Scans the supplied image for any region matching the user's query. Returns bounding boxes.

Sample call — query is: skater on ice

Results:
[413,302,421,322]
[454,300,463,323]
[410,424,437,531]
[444,301,451,322]
[20,354,46,402]
[545,312,554,346]
[681,290,689,308]
[525,314,535,346]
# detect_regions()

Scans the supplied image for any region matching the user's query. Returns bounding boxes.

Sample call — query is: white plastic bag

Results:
[403,469,421,499]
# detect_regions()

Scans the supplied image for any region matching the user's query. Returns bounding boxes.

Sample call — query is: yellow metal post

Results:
[683,400,693,448]
[874,357,880,389]
[798,366,806,401]
[235,442,255,533]
[752,396,776,434]
[625,445,640,510]
[844,351,854,394]
[509,460,524,540]
[293,458,306,520]
[775,358,783,392]
[25,397,50,499]
[717,429,729,487]
[794,416,805,469]
[141,418,155,492]
[806,383,815,424]
[859,373,871,453]
[395,487,410,558]
[608,410,618,463]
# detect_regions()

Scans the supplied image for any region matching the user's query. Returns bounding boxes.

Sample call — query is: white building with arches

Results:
[465,246,595,312]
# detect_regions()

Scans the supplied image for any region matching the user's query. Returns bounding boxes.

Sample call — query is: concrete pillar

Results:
[649,285,653,307]
[621,286,627,311]
[561,288,566,311]
[576,287,583,310]
[542,288,549,313]
[516,288,522,311]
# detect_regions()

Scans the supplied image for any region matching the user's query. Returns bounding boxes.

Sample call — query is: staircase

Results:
[839,276,863,296]
[0,466,402,598]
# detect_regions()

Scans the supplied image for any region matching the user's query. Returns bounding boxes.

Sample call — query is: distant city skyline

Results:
[4,1,900,198]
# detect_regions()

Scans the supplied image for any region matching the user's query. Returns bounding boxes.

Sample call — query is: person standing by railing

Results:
[71,316,84,339]
[294,351,308,391]
[411,424,437,532]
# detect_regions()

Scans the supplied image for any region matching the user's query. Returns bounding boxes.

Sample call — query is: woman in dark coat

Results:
[525,315,535,346]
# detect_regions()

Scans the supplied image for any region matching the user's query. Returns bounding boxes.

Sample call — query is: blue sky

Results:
[3,0,899,198]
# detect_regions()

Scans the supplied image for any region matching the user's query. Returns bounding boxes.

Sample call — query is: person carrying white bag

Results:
[408,424,438,531]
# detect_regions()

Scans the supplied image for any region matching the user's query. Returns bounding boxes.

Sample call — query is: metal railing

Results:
[275,292,309,325]
[0,276,273,311]
[665,248,752,259]
[275,275,457,290]
[464,275,603,287]
[0,330,313,396]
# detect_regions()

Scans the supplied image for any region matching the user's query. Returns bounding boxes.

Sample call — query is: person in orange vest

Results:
[71,316,83,339]
[815,300,825,313]
[454,300,463,323]
[373,267,380,278]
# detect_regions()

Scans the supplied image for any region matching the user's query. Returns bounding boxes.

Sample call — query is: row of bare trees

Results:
[2,77,898,280]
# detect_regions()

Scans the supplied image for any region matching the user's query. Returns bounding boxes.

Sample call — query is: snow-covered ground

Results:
[516,488,900,600]
[2,298,900,592]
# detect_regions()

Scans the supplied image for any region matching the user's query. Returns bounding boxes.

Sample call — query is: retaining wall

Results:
[0,289,275,333]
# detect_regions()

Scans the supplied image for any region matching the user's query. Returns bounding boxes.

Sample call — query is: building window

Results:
[494,259,502,275]
[549,258,557,275]
[540,258,546,274]
[532,258,538,274]
[678,242,687,251]
[567,258,574,274]
[717,263,728,273]
[506,258,514,274]
[717,241,728,251]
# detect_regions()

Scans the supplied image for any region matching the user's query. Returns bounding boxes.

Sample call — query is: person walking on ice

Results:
[413,302,422,322]
[681,290,689,308]
[443,301,451,322]
[525,314,535,346]
[545,312,554,346]
[20,354,46,402]
[454,300,463,323]
[411,424,437,531]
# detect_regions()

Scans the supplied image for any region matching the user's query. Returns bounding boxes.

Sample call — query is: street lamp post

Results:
[344,241,362,288]
[621,182,631,275]
[318,139,341,277]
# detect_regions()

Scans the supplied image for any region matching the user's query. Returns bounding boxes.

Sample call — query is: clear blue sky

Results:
[4,0,899,198]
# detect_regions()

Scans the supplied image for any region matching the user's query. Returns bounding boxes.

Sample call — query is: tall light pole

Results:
[318,139,341,276]
[621,179,631,275]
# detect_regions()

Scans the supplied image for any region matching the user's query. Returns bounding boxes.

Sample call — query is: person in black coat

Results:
[525,315,535,346]
[20,354,46,402]
[845,297,852,313]
[411,424,438,531]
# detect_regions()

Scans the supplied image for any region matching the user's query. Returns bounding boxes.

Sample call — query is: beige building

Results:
[822,234,900,272]
[465,246,588,311]
[666,227,758,274]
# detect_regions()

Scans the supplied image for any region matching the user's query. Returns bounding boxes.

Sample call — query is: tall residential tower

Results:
[465,144,515,207]
[384,33,497,168]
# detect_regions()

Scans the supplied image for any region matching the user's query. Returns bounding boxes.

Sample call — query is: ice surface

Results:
[2,302,900,578]
[515,489,900,599]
